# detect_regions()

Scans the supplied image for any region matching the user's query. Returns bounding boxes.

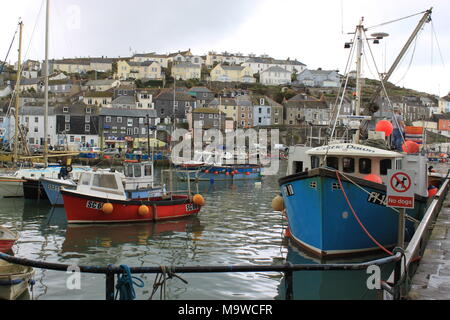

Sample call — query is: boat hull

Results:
[40,178,77,206]
[0,260,34,300]
[177,165,262,181]
[279,168,427,257]
[0,227,18,253]
[61,190,201,224]
[23,180,48,200]
[0,178,24,198]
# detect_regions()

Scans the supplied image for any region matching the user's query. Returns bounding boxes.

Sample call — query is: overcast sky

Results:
[2,0,449,96]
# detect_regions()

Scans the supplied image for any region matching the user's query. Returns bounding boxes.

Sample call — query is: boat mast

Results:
[13,21,23,164]
[43,0,50,167]
[354,17,364,144]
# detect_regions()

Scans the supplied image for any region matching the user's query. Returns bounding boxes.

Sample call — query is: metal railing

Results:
[0,251,401,300]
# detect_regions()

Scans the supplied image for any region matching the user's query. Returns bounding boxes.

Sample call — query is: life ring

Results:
[66,165,73,173]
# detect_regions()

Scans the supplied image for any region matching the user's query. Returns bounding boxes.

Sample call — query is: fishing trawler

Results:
[276,9,435,257]
[60,168,205,224]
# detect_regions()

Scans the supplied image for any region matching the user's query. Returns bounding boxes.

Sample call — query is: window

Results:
[139,118,144,125]
[326,157,339,170]
[395,159,402,170]
[359,158,372,174]
[106,116,111,123]
[144,165,152,176]
[85,116,90,123]
[85,124,90,132]
[127,128,132,135]
[63,107,69,113]
[117,117,123,123]
[133,127,138,135]
[343,158,355,173]
[199,114,204,119]
[134,164,142,177]
[380,159,392,176]
[127,118,133,127]
[65,124,70,131]
[86,108,92,114]
[92,174,118,190]
[80,173,91,186]
[260,98,265,106]
[70,136,74,142]
[65,115,70,123]
[35,117,39,123]
[34,127,38,133]
[311,156,320,169]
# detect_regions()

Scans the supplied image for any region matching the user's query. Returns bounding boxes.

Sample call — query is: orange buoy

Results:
[284,227,291,238]
[428,187,438,198]
[102,203,114,214]
[364,174,383,184]
[375,120,394,137]
[193,194,205,207]
[138,205,150,217]
[402,141,420,154]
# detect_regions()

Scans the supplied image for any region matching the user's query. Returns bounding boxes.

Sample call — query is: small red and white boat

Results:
[61,170,205,224]
[0,226,19,253]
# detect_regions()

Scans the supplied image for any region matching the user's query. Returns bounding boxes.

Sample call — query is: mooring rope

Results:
[336,170,394,256]
[114,265,145,301]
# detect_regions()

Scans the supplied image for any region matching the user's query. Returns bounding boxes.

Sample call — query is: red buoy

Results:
[364,174,383,184]
[375,120,393,137]
[428,186,438,198]
[402,141,420,154]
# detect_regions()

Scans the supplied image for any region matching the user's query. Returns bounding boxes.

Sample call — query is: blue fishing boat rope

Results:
[335,170,394,256]
[115,265,145,300]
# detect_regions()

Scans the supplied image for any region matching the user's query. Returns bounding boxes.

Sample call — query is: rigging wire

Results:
[0,22,20,75]
[363,29,406,146]
[366,10,428,30]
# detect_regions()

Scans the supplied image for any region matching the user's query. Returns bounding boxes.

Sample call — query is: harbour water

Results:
[1,161,395,300]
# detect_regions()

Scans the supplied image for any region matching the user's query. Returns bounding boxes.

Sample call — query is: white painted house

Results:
[260,66,292,85]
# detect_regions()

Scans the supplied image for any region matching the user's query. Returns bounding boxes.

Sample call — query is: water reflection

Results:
[61,217,204,254]
[276,244,394,300]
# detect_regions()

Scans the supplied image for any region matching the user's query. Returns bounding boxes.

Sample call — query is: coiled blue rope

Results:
[115,265,145,300]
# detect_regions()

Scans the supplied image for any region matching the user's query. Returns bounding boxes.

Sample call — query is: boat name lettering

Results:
[316,145,376,153]
[367,192,387,206]
[47,184,60,191]
[86,201,104,210]
[186,203,198,212]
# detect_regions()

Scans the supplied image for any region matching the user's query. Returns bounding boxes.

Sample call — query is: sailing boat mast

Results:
[13,21,23,164]
[43,0,50,167]
[354,17,364,144]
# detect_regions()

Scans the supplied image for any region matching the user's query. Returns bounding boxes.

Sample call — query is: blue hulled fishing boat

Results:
[276,10,434,257]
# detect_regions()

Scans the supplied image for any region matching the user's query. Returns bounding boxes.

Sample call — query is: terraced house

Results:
[171,63,201,80]
[55,103,100,148]
[251,95,284,127]
[210,64,255,83]
[116,60,162,80]
[284,94,330,126]
[99,108,158,150]
[153,89,197,124]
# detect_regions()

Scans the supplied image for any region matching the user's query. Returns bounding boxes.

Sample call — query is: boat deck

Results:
[409,195,450,299]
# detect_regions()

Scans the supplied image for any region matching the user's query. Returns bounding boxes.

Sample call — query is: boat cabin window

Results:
[125,165,134,178]
[343,158,355,173]
[144,165,152,176]
[326,157,339,170]
[359,158,372,174]
[380,159,392,176]
[134,165,142,178]
[311,156,320,169]
[293,161,303,174]
[92,174,119,190]
[395,159,402,170]
[80,173,91,186]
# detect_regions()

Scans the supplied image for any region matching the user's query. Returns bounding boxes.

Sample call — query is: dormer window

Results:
[86,107,92,114]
